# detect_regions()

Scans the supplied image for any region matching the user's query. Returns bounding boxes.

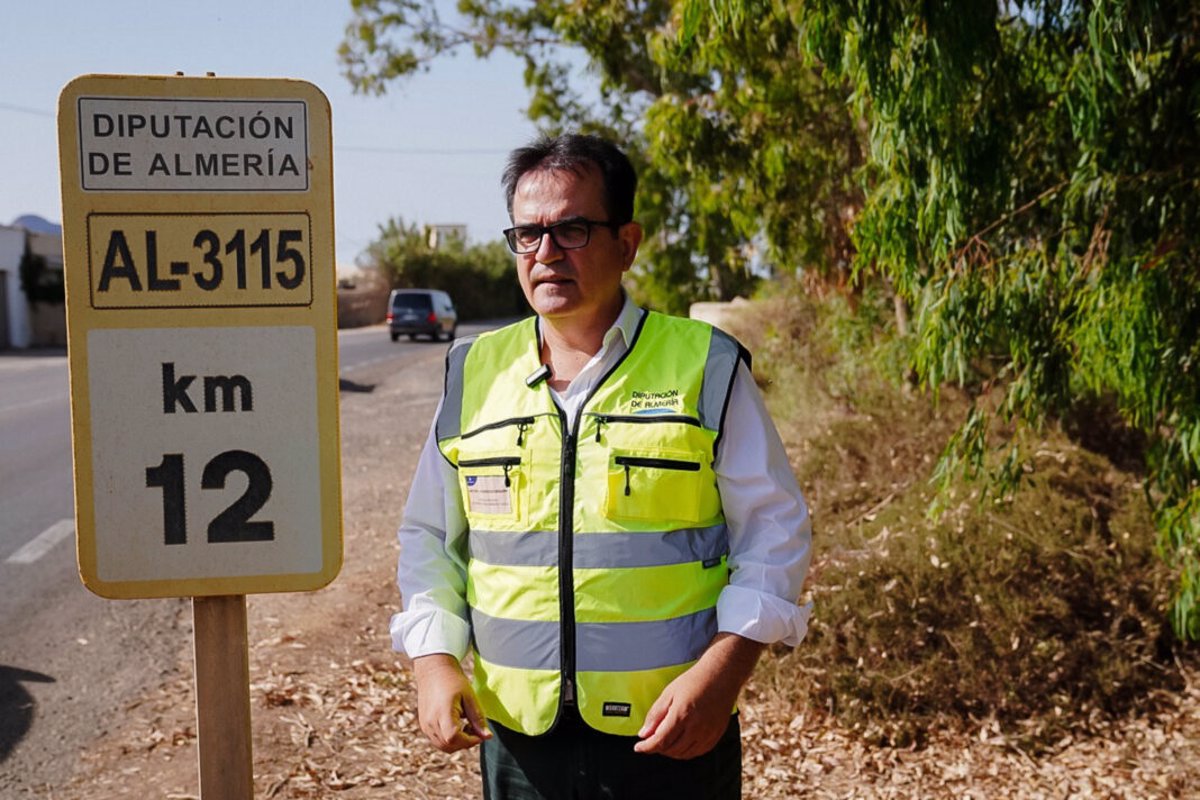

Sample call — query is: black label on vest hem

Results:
[602,702,632,717]
[702,556,723,568]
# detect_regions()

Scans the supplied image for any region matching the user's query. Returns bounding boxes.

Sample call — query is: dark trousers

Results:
[480,707,741,800]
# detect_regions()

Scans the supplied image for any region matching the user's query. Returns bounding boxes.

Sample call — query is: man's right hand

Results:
[412,653,492,752]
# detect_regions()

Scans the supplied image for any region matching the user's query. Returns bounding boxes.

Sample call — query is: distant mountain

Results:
[12,215,62,235]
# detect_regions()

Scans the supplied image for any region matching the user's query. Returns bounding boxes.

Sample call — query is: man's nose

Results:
[535,229,563,262]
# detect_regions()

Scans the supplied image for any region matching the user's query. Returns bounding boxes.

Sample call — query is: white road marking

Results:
[337,324,387,340]
[0,396,67,416]
[6,519,75,564]
[0,356,67,373]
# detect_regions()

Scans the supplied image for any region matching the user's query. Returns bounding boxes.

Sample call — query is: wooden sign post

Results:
[194,596,253,797]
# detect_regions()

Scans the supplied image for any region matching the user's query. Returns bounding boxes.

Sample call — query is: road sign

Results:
[58,75,342,599]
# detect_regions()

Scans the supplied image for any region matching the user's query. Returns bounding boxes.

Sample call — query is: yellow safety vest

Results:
[436,310,748,736]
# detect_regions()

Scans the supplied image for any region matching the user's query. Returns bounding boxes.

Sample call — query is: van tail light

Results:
[386,312,394,322]
[427,312,438,324]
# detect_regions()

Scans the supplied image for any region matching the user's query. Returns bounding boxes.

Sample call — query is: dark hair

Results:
[502,133,637,224]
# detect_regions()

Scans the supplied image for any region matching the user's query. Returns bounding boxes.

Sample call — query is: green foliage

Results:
[796,0,1200,637]
[343,1,1200,637]
[18,241,63,305]
[339,0,865,309]
[363,217,527,320]
[646,1,864,284]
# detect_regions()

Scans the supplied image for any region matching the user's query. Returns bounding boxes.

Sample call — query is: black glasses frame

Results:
[502,218,623,254]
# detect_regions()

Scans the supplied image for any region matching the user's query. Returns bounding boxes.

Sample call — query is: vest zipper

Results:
[557,405,578,707]
[551,308,649,721]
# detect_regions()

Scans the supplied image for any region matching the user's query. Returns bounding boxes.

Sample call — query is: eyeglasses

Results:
[502,218,623,254]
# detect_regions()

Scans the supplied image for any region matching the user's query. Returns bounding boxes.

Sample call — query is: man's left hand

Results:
[633,632,764,760]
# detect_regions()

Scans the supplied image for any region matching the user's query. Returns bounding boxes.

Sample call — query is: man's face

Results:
[510,166,642,325]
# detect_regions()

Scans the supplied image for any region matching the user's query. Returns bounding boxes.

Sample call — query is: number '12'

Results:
[145,450,275,544]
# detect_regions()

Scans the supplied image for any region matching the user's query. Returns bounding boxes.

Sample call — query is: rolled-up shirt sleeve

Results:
[389,399,473,661]
[714,361,813,646]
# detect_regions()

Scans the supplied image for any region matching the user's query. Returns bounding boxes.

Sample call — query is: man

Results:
[392,133,812,799]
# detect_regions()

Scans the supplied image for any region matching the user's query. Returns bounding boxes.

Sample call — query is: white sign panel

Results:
[77,97,309,192]
[86,327,322,582]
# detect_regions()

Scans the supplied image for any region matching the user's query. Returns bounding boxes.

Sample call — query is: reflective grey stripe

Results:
[469,524,729,568]
[436,337,474,442]
[698,328,741,431]
[470,608,560,671]
[470,530,559,567]
[470,606,716,673]
[576,607,717,672]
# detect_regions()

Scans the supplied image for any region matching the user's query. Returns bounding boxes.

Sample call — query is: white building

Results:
[0,222,65,349]
[426,223,467,250]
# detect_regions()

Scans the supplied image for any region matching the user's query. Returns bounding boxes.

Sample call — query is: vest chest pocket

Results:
[459,452,525,522]
[606,450,704,524]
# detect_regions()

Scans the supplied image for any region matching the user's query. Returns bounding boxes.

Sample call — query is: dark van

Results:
[387,289,458,342]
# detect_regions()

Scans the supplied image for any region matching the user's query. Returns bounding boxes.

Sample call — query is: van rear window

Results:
[393,294,433,310]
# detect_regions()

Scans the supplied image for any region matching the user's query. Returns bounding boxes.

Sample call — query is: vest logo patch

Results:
[602,702,632,717]
[629,388,683,413]
[702,556,723,569]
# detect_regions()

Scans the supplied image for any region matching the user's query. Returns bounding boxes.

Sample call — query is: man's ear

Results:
[619,222,643,271]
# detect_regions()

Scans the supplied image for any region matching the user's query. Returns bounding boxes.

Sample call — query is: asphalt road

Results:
[0,321,491,794]
[0,346,187,796]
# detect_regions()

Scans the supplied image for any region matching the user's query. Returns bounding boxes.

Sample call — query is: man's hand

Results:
[634,633,764,760]
[412,653,491,752]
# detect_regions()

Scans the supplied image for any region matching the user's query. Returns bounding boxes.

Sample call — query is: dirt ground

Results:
[46,340,1200,799]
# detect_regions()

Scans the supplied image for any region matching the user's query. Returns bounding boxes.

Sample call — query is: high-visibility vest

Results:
[436,309,748,736]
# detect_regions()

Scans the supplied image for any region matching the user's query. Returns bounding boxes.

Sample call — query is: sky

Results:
[0,1,550,270]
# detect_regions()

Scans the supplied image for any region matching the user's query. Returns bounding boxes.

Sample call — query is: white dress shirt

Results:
[391,296,813,660]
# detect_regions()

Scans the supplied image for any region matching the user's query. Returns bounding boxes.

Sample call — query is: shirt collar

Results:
[605,293,643,352]
[535,292,644,354]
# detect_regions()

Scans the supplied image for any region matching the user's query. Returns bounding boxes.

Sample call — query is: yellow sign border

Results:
[59,74,342,599]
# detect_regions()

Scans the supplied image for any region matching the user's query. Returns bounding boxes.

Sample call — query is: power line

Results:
[0,102,54,118]
[334,145,507,155]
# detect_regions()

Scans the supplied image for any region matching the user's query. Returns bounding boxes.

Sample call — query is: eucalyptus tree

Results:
[339,0,863,312]
[342,0,1200,634]
[790,0,1200,636]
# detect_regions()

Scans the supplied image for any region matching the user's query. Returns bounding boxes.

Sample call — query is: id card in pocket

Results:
[466,474,512,515]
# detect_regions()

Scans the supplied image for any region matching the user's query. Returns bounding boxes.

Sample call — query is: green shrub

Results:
[19,244,64,305]
[363,218,528,321]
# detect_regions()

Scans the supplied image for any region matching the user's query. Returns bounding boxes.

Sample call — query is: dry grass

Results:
[732,286,1193,753]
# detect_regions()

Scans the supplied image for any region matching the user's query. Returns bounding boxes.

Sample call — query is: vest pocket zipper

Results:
[462,416,538,447]
[613,455,701,496]
[459,456,520,487]
[590,413,701,443]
